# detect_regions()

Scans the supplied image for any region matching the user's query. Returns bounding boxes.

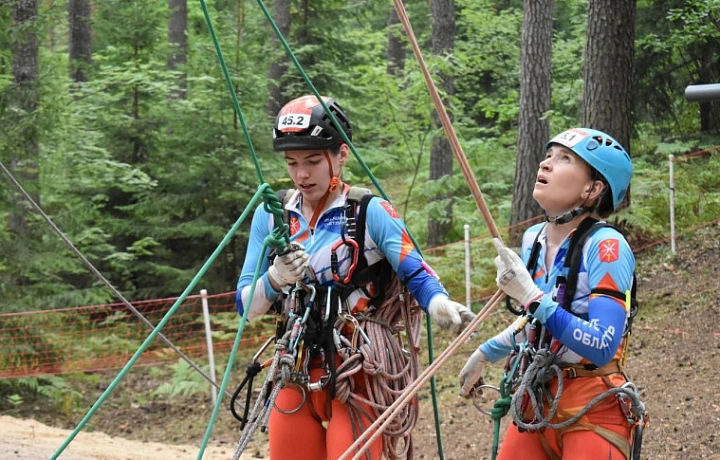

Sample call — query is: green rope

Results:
[490,376,512,460]
[49,184,273,460]
[254,1,447,456]
[196,184,287,459]
[53,2,293,457]
[197,0,265,184]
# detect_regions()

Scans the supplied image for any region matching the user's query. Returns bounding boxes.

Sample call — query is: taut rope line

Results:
[391,0,501,239]
[336,2,513,458]
[48,184,277,460]
[0,160,230,398]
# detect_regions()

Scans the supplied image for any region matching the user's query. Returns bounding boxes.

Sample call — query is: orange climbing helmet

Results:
[272,95,352,152]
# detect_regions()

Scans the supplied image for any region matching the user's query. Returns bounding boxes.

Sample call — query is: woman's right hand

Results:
[459,347,488,398]
[267,243,309,289]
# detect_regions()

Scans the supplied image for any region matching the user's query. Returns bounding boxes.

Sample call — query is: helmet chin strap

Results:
[545,206,588,225]
[307,150,342,231]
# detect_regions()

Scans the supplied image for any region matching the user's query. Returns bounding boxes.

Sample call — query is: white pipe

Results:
[685,84,720,102]
[464,224,471,309]
[669,154,676,253]
[200,289,218,404]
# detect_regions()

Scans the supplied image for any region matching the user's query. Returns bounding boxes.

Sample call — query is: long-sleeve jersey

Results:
[481,222,635,368]
[236,188,448,318]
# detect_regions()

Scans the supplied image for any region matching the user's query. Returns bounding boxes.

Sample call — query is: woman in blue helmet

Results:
[459,128,639,459]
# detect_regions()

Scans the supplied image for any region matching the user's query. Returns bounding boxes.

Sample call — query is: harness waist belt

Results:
[561,360,622,379]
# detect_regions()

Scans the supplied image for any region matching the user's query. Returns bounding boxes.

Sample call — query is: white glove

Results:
[459,347,488,398]
[428,295,476,335]
[267,243,309,288]
[493,238,543,308]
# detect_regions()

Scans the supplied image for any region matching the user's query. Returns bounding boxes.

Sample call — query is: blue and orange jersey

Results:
[481,222,635,368]
[236,188,448,317]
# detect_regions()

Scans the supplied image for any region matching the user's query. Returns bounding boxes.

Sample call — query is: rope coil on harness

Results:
[474,334,647,460]
[508,349,646,433]
[332,277,423,460]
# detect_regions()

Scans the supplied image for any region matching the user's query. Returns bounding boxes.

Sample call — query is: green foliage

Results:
[621,136,720,241]
[0,375,82,416]
[151,359,209,399]
[635,0,720,133]
[0,0,718,318]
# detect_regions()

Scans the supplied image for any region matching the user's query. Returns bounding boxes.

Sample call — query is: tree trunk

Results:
[582,0,636,153]
[583,0,636,210]
[68,0,92,83]
[266,0,292,118]
[427,0,455,248]
[168,0,187,99]
[386,3,405,76]
[9,0,39,233]
[509,0,553,245]
[697,42,720,132]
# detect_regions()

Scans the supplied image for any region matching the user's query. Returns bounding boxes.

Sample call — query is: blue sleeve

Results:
[533,229,634,366]
[364,197,447,310]
[236,204,281,315]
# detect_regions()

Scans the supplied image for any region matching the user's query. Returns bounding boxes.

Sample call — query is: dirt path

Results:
[0,415,264,460]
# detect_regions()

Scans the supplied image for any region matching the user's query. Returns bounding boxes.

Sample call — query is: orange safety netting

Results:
[0,291,270,379]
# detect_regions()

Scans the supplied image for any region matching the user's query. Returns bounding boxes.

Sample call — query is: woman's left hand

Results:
[428,296,476,335]
[492,238,543,309]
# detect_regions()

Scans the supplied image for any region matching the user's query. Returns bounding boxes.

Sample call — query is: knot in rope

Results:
[275,337,289,352]
[491,376,512,421]
[264,223,289,251]
[277,353,295,385]
[260,186,290,250]
[491,396,512,421]
[527,349,559,388]
[261,185,284,216]
[359,343,383,375]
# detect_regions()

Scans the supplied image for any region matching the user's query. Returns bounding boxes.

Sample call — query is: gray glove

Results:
[459,347,488,398]
[428,295,476,335]
[493,238,543,308]
[267,243,309,288]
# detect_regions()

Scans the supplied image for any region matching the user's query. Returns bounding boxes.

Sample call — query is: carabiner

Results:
[324,286,332,323]
[471,384,502,416]
[330,238,359,284]
[252,335,276,363]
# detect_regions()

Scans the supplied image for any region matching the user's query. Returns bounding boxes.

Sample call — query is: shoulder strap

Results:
[506,224,545,315]
[563,217,600,309]
[564,219,639,334]
[348,186,372,202]
[350,187,374,274]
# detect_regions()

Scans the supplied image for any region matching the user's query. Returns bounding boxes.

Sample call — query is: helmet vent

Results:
[587,137,600,151]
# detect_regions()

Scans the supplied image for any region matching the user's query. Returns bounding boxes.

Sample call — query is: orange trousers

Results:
[496,375,633,460]
[268,367,382,460]
[496,420,631,460]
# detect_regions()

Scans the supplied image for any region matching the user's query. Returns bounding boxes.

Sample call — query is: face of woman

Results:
[533,145,598,216]
[284,148,345,206]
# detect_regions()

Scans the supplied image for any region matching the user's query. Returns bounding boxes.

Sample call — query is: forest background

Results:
[1,0,720,447]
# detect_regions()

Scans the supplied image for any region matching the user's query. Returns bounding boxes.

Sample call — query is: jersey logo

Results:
[380,200,400,219]
[290,216,300,235]
[599,239,619,263]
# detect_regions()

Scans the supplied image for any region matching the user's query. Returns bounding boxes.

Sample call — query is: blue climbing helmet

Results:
[546,128,633,211]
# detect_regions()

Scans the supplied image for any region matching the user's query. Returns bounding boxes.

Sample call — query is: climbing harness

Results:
[481,217,647,460]
[231,187,423,460]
